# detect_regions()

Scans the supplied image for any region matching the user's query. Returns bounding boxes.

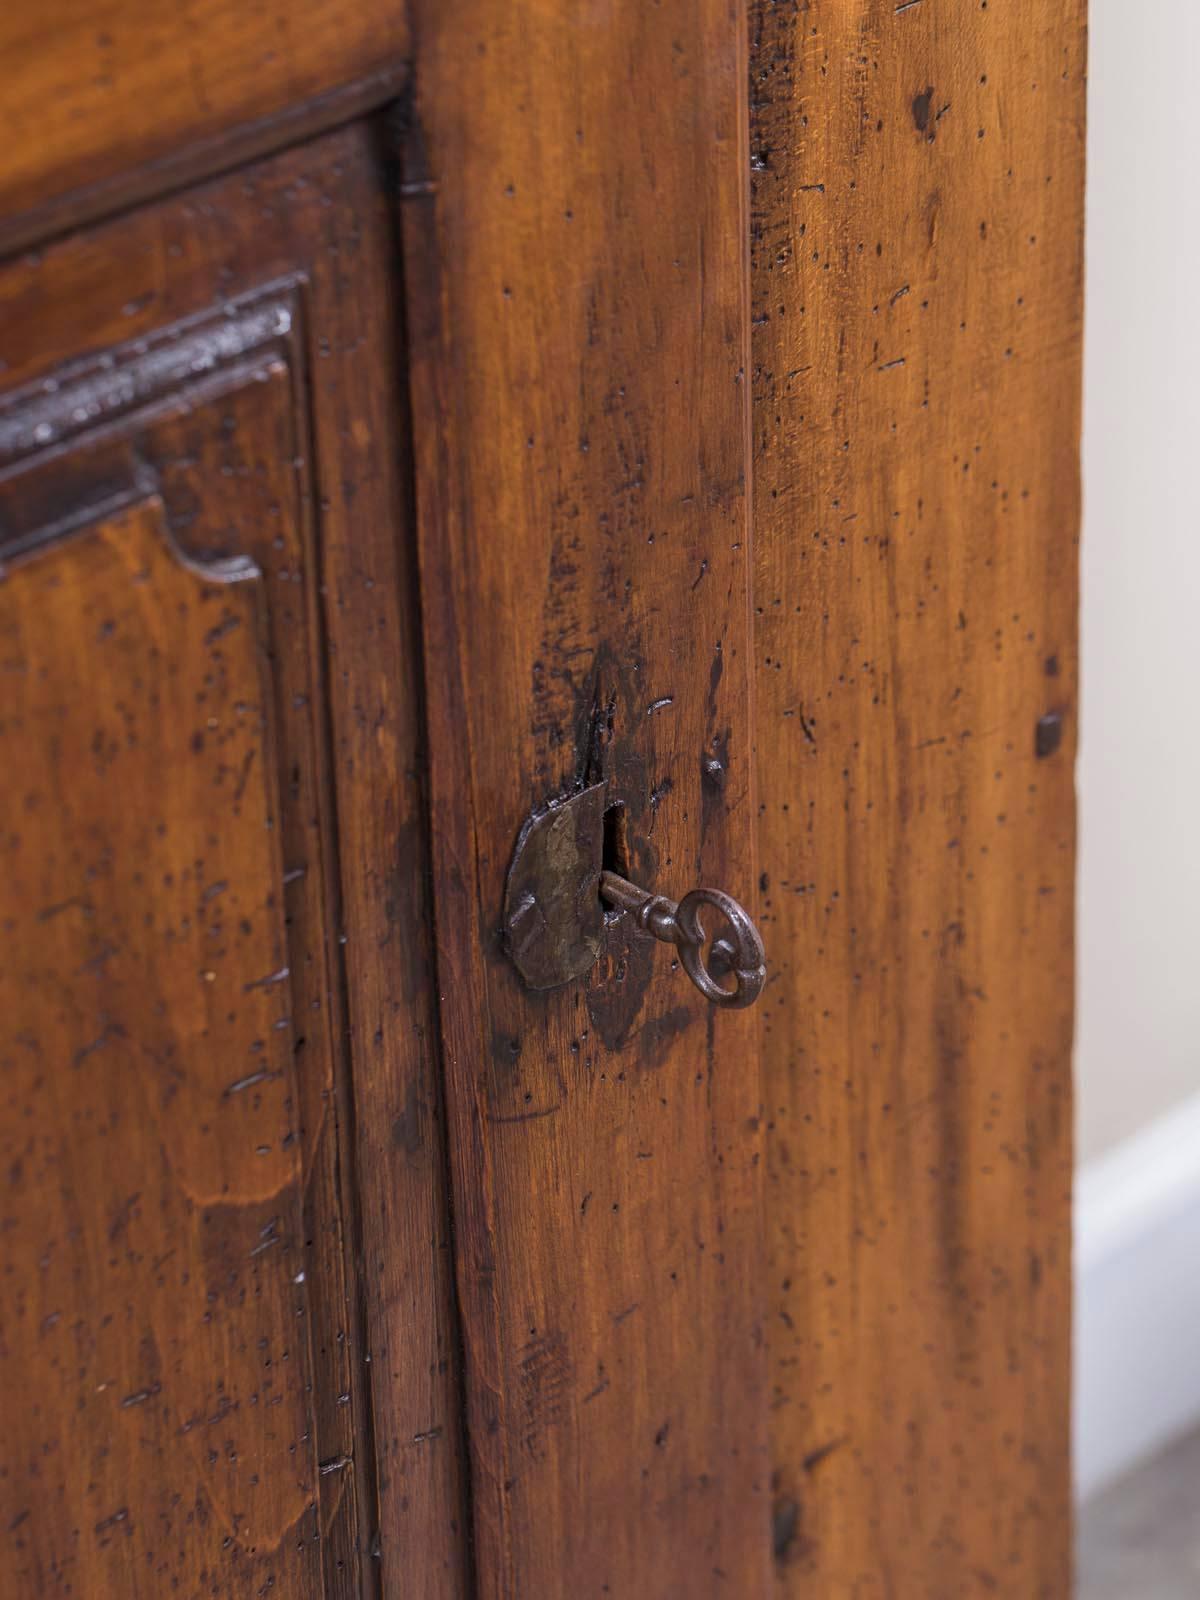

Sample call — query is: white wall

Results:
[1078,0,1200,1165]
[1075,0,1200,1498]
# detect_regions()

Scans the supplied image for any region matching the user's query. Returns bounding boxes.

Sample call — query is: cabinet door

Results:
[0,126,466,1598]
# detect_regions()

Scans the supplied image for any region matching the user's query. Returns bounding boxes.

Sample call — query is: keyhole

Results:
[602,802,631,895]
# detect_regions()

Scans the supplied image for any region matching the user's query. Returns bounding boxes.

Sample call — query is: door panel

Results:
[400,3,771,1595]
[0,310,350,1598]
[0,125,468,1597]
[749,2,1084,1593]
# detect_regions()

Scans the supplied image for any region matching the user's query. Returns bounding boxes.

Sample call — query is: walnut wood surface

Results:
[0,1,1085,1590]
[0,127,467,1598]
[749,3,1084,1593]
[400,3,772,1594]
[0,5,408,254]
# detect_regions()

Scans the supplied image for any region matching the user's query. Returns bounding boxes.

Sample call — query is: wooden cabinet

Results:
[0,4,1084,1596]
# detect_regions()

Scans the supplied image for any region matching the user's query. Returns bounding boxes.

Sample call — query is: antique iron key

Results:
[597,870,766,1009]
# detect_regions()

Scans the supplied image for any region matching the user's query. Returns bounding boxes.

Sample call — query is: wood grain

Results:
[309,125,472,1597]
[749,2,1084,1593]
[400,2,772,1594]
[0,127,468,1597]
[0,363,344,1599]
[0,3,409,253]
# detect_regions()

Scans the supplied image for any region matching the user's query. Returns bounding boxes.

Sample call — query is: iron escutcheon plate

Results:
[503,781,608,990]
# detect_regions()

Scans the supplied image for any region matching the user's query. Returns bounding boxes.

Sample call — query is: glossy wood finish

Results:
[749,2,1084,1593]
[0,1,1086,1590]
[0,127,468,1598]
[0,5,408,253]
[400,2,771,1594]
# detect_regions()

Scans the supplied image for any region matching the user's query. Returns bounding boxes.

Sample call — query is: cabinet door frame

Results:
[397,4,773,1595]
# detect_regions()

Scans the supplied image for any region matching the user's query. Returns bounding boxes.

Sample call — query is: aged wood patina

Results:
[0,1,1084,1594]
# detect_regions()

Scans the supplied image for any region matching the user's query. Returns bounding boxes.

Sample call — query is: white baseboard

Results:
[1075,1089,1200,1501]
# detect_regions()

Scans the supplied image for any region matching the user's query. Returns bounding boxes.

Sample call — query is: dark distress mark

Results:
[519,1332,571,1457]
[912,86,934,133]
[1035,712,1063,760]
[773,1497,800,1562]
[491,1029,522,1066]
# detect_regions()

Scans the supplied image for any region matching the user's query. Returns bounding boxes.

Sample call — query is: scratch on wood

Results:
[802,1436,847,1473]
[489,1103,562,1124]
